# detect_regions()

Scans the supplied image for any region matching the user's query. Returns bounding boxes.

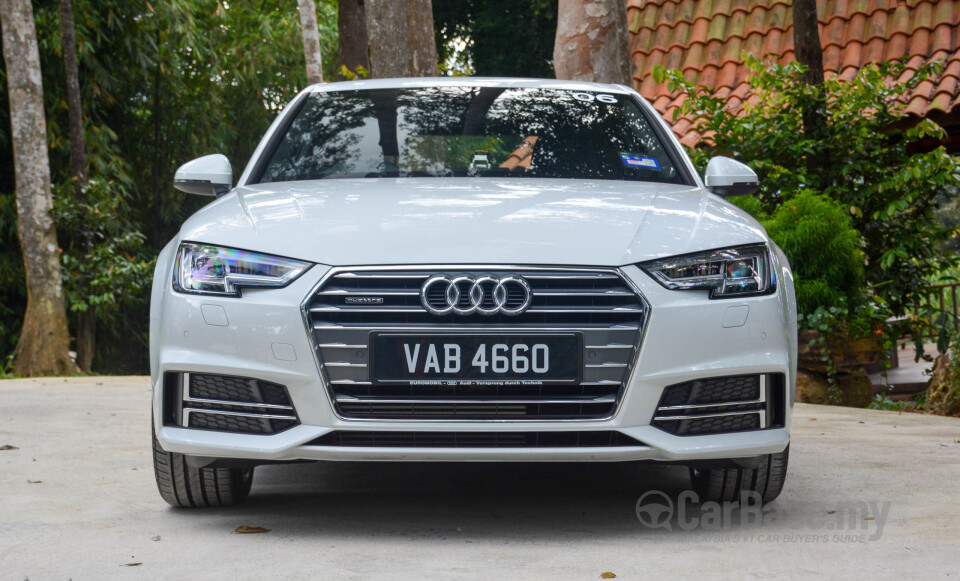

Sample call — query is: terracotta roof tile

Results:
[886,31,908,60]
[934,1,956,29]
[698,63,718,88]
[673,118,693,135]
[944,56,960,80]
[731,82,751,100]
[823,44,842,72]
[931,23,955,54]
[718,61,741,90]
[653,95,673,111]
[840,38,862,69]
[933,76,959,112]
[760,28,785,57]
[689,18,710,46]
[889,4,910,35]
[721,36,743,62]
[843,13,867,46]
[628,0,960,144]
[862,36,885,63]
[823,15,846,45]
[838,65,859,82]
[866,8,888,40]
[911,2,933,29]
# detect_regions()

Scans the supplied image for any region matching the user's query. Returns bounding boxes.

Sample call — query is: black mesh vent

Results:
[309,430,644,448]
[654,413,761,436]
[188,411,298,434]
[180,372,299,435]
[658,375,760,407]
[652,374,783,436]
[189,373,292,406]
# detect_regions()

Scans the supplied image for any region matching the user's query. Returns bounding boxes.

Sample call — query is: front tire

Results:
[152,427,253,507]
[689,445,789,505]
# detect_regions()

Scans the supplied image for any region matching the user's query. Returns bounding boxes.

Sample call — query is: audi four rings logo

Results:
[421,274,533,316]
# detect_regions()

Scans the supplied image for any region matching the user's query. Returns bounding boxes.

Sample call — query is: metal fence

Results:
[886,283,958,368]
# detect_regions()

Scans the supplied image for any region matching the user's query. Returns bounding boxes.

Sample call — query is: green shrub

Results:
[654,57,960,328]
[761,191,865,316]
[0,193,24,363]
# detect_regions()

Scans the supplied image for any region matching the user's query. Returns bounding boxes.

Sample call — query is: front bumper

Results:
[150,243,796,464]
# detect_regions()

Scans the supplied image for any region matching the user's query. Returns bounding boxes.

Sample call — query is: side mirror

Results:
[704,156,759,198]
[174,154,233,196]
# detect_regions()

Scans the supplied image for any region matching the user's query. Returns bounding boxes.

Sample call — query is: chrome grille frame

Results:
[300,265,650,422]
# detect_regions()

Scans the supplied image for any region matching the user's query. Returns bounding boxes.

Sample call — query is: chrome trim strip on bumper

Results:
[182,407,299,423]
[652,375,769,431]
[181,372,299,428]
[335,395,618,405]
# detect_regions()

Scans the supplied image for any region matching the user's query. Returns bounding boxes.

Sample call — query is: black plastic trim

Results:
[246,91,312,185]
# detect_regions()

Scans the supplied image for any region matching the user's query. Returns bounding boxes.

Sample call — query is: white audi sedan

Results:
[150,78,796,508]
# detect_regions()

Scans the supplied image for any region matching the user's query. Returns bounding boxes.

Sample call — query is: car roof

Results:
[307,77,634,95]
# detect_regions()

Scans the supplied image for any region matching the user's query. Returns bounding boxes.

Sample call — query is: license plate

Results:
[369,333,582,385]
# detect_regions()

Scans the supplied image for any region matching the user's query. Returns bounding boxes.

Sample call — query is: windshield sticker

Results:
[571,92,618,104]
[469,150,492,171]
[620,153,662,170]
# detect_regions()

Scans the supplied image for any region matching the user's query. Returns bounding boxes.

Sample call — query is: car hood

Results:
[178,178,768,266]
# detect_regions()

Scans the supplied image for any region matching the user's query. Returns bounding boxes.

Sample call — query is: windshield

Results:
[256,87,685,184]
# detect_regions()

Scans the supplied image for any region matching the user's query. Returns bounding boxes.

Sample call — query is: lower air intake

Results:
[175,372,300,435]
[651,374,785,436]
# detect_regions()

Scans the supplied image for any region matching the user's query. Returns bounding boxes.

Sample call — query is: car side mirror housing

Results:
[704,156,759,198]
[174,154,233,196]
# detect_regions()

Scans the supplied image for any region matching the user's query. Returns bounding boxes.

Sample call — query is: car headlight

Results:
[173,242,311,296]
[640,243,775,298]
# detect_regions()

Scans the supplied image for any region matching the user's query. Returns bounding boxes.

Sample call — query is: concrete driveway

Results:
[1,376,959,580]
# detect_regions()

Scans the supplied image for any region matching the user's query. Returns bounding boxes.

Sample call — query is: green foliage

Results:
[1,0,338,372]
[653,56,960,334]
[0,193,24,361]
[434,0,556,78]
[728,195,767,221]
[867,393,914,412]
[52,179,154,317]
[762,191,865,316]
[937,192,960,254]
[338,64,369,81]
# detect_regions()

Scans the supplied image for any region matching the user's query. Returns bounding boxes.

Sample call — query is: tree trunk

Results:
[791,0,827,179]
[792,0,824,88]
[1,0,78,376]
[338,0,369,78]
[365,0,438,78]
[297,0,324,85]
[60,0,96,373]
[553,0,632,85]
[76,311,95,372]
[59,0,86,186]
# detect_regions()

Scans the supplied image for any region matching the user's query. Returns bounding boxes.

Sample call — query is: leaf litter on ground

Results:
[234,525,271,534]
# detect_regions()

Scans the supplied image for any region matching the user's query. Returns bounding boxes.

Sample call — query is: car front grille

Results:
[305,267,648,420]
[179,372,300,434]
[308,430,646,448]
[651,374,785,436]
